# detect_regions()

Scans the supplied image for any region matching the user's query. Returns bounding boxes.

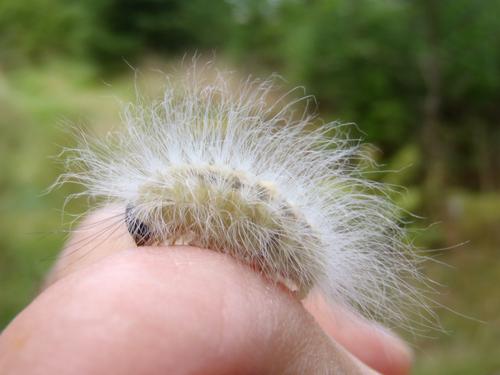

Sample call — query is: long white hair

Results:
[57,64,430,328]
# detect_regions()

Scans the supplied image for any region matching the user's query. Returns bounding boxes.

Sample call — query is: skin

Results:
[0,206,412,374]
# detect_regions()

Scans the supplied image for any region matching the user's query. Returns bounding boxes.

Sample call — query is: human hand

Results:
[0,206,412,374]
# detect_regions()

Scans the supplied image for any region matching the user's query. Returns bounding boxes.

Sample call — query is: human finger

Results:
[1,246,376,374]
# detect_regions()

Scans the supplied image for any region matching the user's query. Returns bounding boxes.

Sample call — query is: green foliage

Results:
[0,0,235,68]
[83,0,235,67]
[282,0,421,146]
[0,0,94,64]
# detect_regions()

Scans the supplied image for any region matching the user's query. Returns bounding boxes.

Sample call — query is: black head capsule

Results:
[125,204,152,246]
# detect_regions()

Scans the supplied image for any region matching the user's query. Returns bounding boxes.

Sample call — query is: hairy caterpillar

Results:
[57,66,427,327]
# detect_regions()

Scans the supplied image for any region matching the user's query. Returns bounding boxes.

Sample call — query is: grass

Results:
[0,60,127,325]
[0,59,499,374]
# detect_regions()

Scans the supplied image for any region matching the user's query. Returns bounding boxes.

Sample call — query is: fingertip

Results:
[303,293,413,375]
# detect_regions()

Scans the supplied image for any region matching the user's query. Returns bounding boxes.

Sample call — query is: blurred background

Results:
[0,0,499,373]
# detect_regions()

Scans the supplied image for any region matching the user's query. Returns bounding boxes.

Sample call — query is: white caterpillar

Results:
[58,66,426,327]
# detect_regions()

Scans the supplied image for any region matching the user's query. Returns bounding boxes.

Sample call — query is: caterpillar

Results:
[57,65,427,327]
